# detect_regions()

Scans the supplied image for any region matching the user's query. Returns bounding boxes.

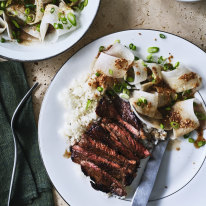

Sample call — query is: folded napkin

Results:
[0,62,54,206]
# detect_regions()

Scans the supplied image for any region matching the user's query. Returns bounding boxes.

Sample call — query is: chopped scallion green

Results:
[147,47,159,53]
[50,7,55,13]
[129,43,136,51]
[114,39,120,43]
[188,138,195,143]
[95,72,100,77]
[36,24,40,32]
[160,123,164,129]
[123,88,130,96]
[119,93,129,100]
[12,20,20,28]
[109,69,113,75]
[99,46,105,52]
[85,99,92,110]
[134,56,139,61]
[25,8,30,15]
[67,12,76,26]
[184,133,190,139]
[97,87,103,92]
[53,23,59,29]
[174,61,180,68]
[58,23,63,29]
[84,0,88,6]
[170,121,180,129]
[127,76,134,82]
[197,141,205,147]
[165,107,171,111]
[40,8,44,13]
[1,1,6,9]
[163,63,174,71]
[159,33,166,39]
[0,37,5,43]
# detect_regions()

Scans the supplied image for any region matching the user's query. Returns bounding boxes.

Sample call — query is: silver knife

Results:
[131,139,169,206]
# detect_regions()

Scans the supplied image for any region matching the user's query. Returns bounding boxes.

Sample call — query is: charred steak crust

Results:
[71,95,153,197]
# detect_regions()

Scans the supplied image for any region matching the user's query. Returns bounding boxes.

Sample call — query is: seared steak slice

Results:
[81,161,127,197]
[71,145,136,185]
[102,118,150,158]
[78,135,138,172]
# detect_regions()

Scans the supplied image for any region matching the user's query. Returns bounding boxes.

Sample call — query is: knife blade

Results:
[131,138,169,206]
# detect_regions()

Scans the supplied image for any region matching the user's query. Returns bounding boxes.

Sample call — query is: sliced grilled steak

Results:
[78,134,138,172]
[81,161,127,196]
[102,118,150,158]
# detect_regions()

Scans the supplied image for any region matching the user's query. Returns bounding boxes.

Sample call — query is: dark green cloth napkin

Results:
[0,61,54,206]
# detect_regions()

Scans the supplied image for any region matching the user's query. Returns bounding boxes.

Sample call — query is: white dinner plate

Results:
[38,30,206,206]
[0,0,100,61]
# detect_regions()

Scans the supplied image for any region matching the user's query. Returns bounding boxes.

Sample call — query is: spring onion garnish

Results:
[141,61,147,67]
[67,12,76,26]
[174,61,180,68]
[146,54,154,63]
[120,93,129,100]
[109,69,113,75]
[25,8,30,15]
[113,83,123,93]
[99,46,105,52]
[25,4,36,8]
[95,72,100,77]
[78,2,84,10]
[36,24,40,32]
[97,87,103,92]
[163,63,174,71]
[84,0,88,7]
[184,133,190,139]
[0,37,5,43]
[159,33,166,39]
[147,47,159,53]
[0,10,3,15]
[160,123,164,129]
[127,76,134,82]
[40,8,44,13]
[123,88,130,96]
[6,0,12,7]
[67,25,72,30]
[170,121,179,129]
[61,17,67,24]
[58,23,63,29]
[197,141,205,147]
[85,99,92,110]
[27,14,34,23]
[50,7,55,13]
[1,1,5,9]
[134,56,139,60]
[137,97,147,107]
[188,138,195,143]
[165,106,171,111]
[53,23,59,29]
[114,39,120,43]
[129,43,136,51]
[158,56,166,64]
[12,20,20,28]
[195,112,206,120]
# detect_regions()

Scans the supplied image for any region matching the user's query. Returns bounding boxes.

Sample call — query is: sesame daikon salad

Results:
[86,36,206,148]
[0,0,88,43]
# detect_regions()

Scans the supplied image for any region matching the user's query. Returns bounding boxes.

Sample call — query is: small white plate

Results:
[0,0,100,61]
[38,30,206,206]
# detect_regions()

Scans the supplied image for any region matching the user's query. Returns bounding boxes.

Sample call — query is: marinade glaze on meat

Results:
[71,95,153,197]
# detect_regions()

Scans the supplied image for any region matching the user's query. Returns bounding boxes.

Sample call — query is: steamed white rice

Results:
[60,73,102,145]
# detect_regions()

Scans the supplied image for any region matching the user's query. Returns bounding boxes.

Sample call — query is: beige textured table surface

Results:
[23,0,206,205]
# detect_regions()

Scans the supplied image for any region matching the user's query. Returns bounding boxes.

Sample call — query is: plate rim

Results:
[38,28,206,205]
[0,0,101,62]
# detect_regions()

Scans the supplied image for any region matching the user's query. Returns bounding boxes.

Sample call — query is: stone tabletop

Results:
[23,0,206,205]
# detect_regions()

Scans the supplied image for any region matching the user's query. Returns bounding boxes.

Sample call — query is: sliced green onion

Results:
[0,10,3,15]
[40,8,44,13]
[134,56,139,61]
[165,107,171,111]
[127,76,134,82]
[184,133,190,139]
[97,87,103,92]
[163,63,174,71]
[195,112,206,120]
[1,1,6,9]
[50,7,55,13]
[85,99,92,110]
[78,2,84,10]
[84,0,88,7]
[160,123,164,129]
[119,93,129,100]
[137,97,147,106]
[61,17,67,24]
[25,4,36,8]
[58,23,63,29]
[146,54,154,62]
[114,39,120,44]
[129,43,136,51]
[148,47,159,53]
[99,46,105,52]
[0,37,5,43]
[53,23,59,29]
[141,61,147,67]
[12,31,16,39]
[109,69,113,75]
[159,33,166,39]
[174,94,178,101]
[188,138,195,143]
[95,72,100,77]
[6,0,12,7]
[158,56,166,64]
[25,8,30,15]
[113,83,123,93]
[197,141,205,147]
[67,12,76,26]
[170,121,180,129]
[27,14,34,23]
[67,25,72,30]
[12,20,20,28]
[174,61,180,68]
[123,88,130,96]
[36,24,40,32]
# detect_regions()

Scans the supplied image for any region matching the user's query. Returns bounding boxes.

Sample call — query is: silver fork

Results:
[7,82,39,206]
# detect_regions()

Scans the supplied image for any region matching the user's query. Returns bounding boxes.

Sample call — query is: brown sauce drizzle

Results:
[194,127,205,149]
[63,150,71,158]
